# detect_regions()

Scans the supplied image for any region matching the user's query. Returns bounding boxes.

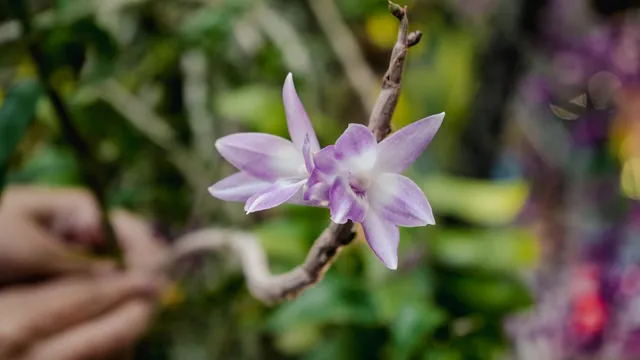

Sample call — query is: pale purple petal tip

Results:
[329,178,366,224]
[334,124,377,172]
[244,178,306,213]
[361,210,400,270]
[369,173,435,227]
[208,172,272,202]
[215,133,302,181]
[283,73,320,153]
[375,112,445,174]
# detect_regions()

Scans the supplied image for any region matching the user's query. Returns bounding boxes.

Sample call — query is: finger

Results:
[22,299,154,360]
[0,274,160,358]
[1,186,102,247]
[111,210,170,272]
[0,214,113,284]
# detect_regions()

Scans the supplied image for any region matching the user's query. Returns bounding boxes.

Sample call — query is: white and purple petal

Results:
[304,182,330,203]
[313,145,339,175]
[334,124,377,173]
[215,133,302,181]
[244,178,306,213]
[328,177,366,224]
[208,172,271,202]
[283,73,320,153]
[375,113,445,174]
[361,210,400,270]
[368,173,435,227]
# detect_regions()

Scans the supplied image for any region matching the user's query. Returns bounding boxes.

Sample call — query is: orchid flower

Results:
[208,73,321,212]
[306,113,445,269]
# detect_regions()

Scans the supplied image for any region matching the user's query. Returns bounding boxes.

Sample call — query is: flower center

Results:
[297,164,308,177]
[348,172,371,196]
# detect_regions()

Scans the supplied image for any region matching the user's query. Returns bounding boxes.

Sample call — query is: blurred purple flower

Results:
[305,113,444,269]
[208,73,321,212]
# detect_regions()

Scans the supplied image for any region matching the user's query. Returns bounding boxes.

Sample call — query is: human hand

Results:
[0,186,170,359]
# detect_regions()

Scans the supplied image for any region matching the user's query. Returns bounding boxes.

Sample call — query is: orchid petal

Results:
[313,145,339,174]
[307,145,340,189]
[244,178,306,213]
[302,135,314,174]
[304,182,330,203]
[361,210,400,270]
[283,73,320,153]
[329,177,366,224]
[208,172,271,202]
[287,186,326,207]
[335,124,377,173]
[216,133,302,181]
[375,113,445,174]
[369,173,435,227]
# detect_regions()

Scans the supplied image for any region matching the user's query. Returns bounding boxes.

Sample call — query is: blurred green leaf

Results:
[422,349,463,360]
[216,85,287,135]
[303,335,347,360]
[7,145,79,185]
[267,275,378,332]
[255,218,310,265]
[303,327,387,360]
[56,0,71,12]
[274,323,322,355]
[424,175,529,226]
[447,273,530,313]
[0,80,43,190]
[392,302,447,360]
[432,228,539,271]
[41,18,117,81]
[372,272,434,321]
[337,0,387,20]
[180,1,254,43]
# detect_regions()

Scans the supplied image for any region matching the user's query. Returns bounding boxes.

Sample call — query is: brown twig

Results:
[172,1,421,305]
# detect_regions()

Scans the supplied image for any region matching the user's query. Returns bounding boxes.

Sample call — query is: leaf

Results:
[255,219,310,267]
[391,302,447,360]
[216,85,287,135]
[423,175,529,226]
[7,145,80,186]
[372,272,434,322]
[432,228,539,271]
[0,80,43,190]
[267,275,378,332]
[273,323,322,355]
[179,1,254,43]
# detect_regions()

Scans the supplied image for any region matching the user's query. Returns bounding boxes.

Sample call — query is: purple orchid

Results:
[306,113,445,269]
[208,73,321,212]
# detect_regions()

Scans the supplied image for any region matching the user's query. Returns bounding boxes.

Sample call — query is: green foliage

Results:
[0,80,43,191]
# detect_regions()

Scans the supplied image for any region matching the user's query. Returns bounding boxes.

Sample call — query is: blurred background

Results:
[1,0,640,359]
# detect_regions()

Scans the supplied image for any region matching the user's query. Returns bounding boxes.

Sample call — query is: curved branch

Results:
[171,1,421,305]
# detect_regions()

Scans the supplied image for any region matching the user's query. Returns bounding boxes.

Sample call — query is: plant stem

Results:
[10,2,122,263]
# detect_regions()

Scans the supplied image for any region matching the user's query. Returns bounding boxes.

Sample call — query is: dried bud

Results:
[388,1,404,20]
[408,31,422,47]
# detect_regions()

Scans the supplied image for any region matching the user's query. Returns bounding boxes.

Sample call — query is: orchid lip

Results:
[348,173,371,194]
